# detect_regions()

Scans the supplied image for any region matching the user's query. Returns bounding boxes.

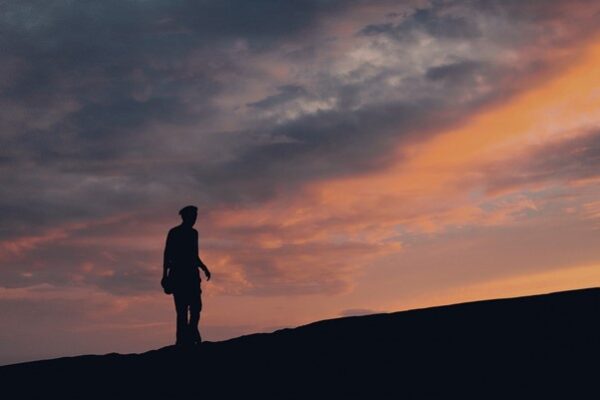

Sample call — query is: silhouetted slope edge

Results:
[2,288,598,399]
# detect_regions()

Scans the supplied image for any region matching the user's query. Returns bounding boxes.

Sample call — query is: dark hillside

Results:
[2,288,598,398]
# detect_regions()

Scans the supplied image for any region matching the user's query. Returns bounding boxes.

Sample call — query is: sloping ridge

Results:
[2,287,599,398]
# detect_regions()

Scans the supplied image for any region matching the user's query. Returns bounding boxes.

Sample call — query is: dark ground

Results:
[1,288,598,399]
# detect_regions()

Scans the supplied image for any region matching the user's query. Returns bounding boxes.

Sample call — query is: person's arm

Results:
[199,259,211,281]
[163,230,173,278]
[194,230,211,281]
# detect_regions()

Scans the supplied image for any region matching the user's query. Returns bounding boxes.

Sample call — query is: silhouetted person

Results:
[163,205,211,346]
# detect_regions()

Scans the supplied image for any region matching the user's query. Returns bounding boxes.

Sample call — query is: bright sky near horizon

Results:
[1,0,600,365]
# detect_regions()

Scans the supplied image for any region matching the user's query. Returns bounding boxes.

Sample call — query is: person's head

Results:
[179,205,198,226]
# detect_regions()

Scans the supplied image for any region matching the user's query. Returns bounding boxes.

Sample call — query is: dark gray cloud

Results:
[1,0,600,296]
[361,7,481,40]
[339,308,378,317]
[247,85,307,109]
[483,129,600,194]
[426,60,485,84]
[0,1,353,234]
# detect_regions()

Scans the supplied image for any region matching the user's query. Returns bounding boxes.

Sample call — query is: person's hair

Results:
[179,205,198,218]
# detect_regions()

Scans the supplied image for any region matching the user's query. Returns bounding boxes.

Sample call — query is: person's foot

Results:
[191,328,202,345]
[176,332,192,347]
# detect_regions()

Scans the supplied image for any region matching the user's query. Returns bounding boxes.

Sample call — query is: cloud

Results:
[425,60,487,84]
[482,129,600,195]
[339,308,378,317]
[246,85,308,109]
[1,0,600,299]
[360,7,482,40]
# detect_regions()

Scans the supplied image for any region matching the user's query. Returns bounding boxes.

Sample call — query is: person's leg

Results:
[189,288,202,344]
[173,292,189,345]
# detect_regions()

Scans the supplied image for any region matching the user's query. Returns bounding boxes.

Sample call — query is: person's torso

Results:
[169,226,199,272]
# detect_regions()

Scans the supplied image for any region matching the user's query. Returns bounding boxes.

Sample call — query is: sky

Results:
[1,0,600,365]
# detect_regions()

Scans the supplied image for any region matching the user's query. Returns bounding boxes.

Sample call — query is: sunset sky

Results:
[1,0,600,365]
